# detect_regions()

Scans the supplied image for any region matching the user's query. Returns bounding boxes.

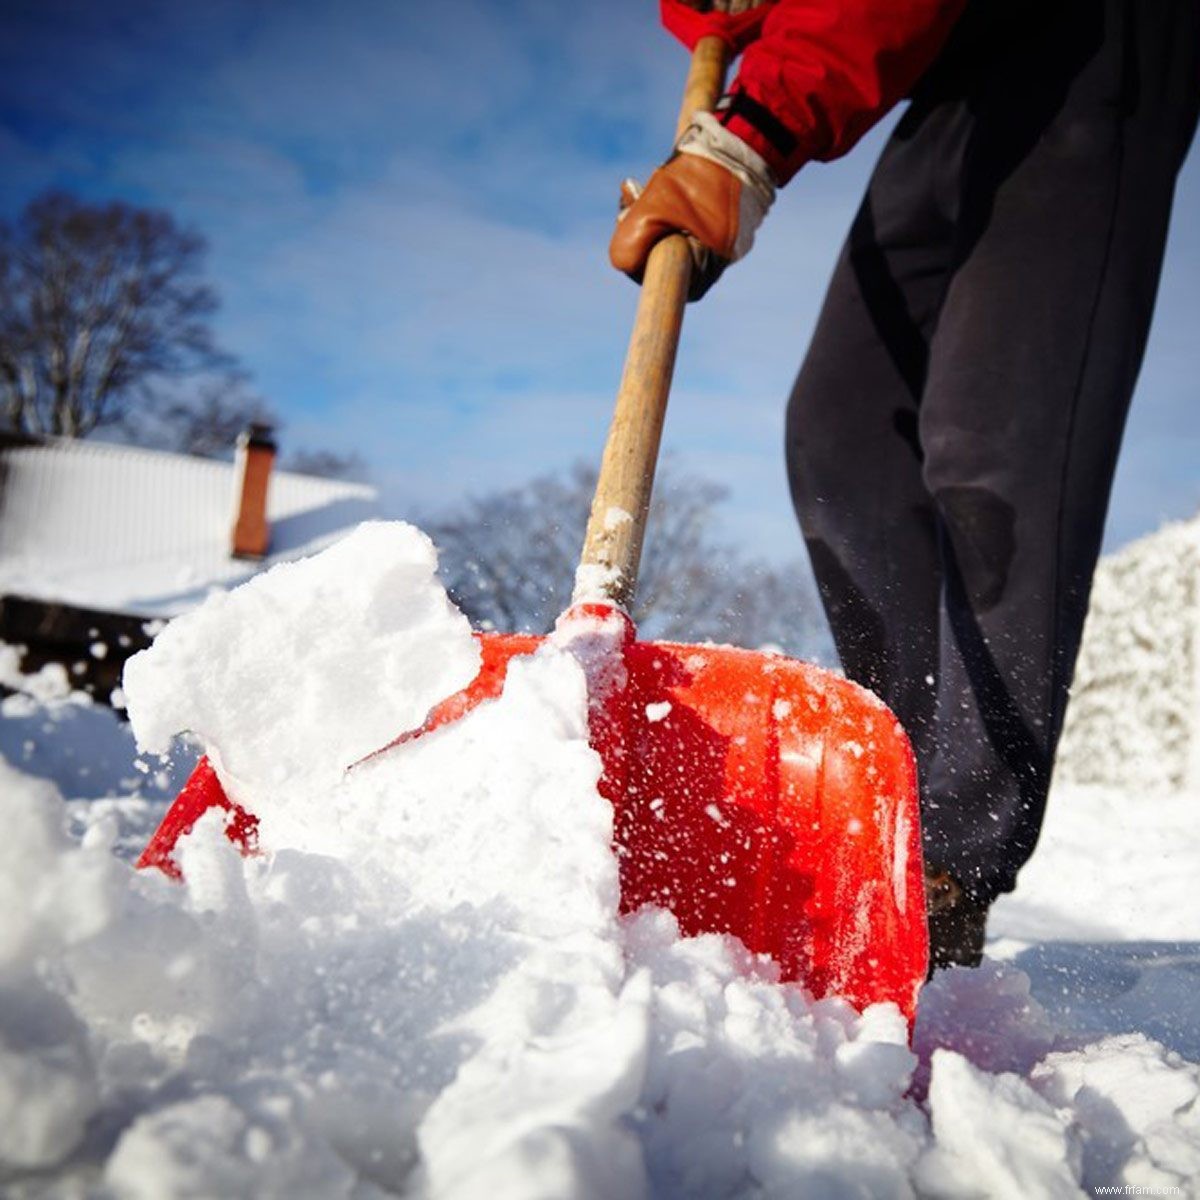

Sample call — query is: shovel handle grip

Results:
[574,35,730,610]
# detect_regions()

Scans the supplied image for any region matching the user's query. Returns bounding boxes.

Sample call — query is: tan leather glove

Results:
[609,112,776,301]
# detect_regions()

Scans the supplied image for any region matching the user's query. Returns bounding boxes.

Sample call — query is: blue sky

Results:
[2,0,1198,562]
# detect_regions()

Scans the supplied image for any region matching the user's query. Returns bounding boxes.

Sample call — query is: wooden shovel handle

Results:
[573,35,730,610]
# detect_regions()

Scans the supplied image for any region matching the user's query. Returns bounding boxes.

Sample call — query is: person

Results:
[611,0,1200,971]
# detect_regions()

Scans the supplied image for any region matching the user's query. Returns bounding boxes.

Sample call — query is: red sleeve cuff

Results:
[715,88,809,186]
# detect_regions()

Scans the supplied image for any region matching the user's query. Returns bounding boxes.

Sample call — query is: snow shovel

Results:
[138,26,929,1022]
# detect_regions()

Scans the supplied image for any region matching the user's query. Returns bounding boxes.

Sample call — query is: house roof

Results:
[0,435,379,616]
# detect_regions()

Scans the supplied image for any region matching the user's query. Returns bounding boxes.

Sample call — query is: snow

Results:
[1,519,1198,1198]
[0,663,194,805]
[572,561,625,607]
[1057,513,1200,793]
[124,522,480,805]
[916,1050,1083,1197]
[602,507,633,531]
[0,644,72,705]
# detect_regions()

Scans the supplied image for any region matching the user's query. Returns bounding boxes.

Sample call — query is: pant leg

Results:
[915,0,1200,902]
[785,99,970,771]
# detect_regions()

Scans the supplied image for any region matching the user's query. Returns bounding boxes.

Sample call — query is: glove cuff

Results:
[675,111,777,206]
[675,111,774,263]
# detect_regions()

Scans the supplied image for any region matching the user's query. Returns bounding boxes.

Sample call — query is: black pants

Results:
[786,0,1200,905]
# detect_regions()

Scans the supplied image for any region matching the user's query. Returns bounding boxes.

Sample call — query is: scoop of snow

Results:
[123,522,479,803]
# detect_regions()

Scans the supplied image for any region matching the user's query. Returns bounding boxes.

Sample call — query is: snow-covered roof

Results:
[0,435,379,616]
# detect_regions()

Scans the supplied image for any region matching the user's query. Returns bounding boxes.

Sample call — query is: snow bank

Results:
[1057,515,1200,793]
[2,520,1199,1198]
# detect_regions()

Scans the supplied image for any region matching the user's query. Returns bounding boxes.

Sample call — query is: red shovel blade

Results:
[138,614,927,1022]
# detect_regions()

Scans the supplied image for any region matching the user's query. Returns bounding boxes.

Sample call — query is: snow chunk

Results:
[572,561,624,606]
[0,983,99,1170]
[0,758,125,968]
[123,521,480,801]
[0,644,73,704]
[914,960,1062,1087]
[917,1050,1082,1197]
[624,909,923,1196]
[105,1086,355,1200]
[1032,1033,1200,1189]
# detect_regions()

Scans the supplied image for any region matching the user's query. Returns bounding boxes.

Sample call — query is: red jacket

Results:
[711,0,967,184]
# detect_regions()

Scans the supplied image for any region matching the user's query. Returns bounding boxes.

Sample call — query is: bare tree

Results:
[425,464,831,659]
[0,191,225,439]
[284,447,368,481]
[138,373,277,459]
[427,465,588,634]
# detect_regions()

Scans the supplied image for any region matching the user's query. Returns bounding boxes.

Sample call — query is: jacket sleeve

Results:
[716,0,968,184]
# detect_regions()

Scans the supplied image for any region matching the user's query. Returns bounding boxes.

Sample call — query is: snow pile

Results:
[1057,515,1200,793]
[1,520,1199,1197]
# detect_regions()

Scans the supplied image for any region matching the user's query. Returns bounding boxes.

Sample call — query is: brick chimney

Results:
[230,423,276,559]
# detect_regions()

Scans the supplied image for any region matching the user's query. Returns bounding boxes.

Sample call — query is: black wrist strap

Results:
[715,89,798,158]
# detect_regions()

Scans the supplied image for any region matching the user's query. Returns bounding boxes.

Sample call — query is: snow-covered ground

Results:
[1,522,1197,1199]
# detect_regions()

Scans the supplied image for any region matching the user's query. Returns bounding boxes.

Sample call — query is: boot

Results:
[925,867,988,976]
